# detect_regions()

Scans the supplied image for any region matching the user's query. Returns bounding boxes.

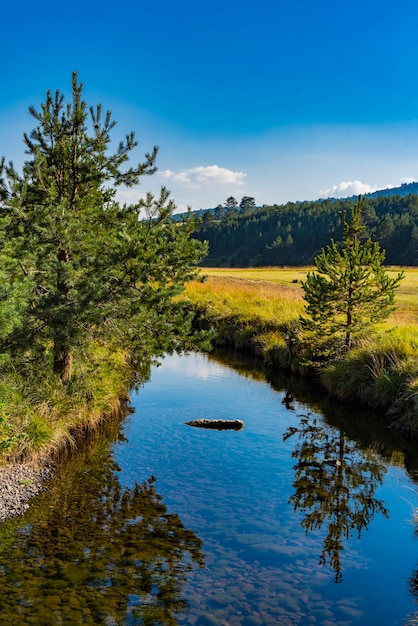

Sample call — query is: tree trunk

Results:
[54,246,72,383]
[53,343,73,384]
[345,287,353,348]
[345,331,352,349]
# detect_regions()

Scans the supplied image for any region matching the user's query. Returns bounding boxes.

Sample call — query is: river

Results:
[0,350,418,625]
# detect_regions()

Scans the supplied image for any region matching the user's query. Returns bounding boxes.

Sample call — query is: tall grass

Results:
[186,275,305,365]
[186,275,304,322]
[0,342,135,463]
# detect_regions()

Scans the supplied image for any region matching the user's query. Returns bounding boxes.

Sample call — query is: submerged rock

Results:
[185,419,244,431]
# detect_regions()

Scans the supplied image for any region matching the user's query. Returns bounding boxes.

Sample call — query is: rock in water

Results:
[185,419,244,431]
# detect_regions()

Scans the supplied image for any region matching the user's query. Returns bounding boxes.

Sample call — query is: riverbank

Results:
[0,341,136,462]
[185,268,418,437]
[0,460,55,523]
[0,343,135,522]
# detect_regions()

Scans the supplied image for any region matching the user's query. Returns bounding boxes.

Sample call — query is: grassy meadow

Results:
[185,267,418,433]
[187,266,418,326]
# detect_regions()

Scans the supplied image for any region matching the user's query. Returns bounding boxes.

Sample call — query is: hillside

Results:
[192,193,418,267]
[337,181,418,202]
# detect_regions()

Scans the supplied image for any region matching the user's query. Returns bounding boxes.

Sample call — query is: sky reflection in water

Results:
[119,351,418,625]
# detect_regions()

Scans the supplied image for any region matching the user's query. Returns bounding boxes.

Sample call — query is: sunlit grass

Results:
[0,342,134,462]
[200,267,310,285]
[191,266,418,329]
[187,272,305,324]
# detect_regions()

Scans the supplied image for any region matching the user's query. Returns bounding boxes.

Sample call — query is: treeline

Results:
[193,195,418,266]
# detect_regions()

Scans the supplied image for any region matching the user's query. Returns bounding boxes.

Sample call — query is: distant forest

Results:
[192,194,418,267]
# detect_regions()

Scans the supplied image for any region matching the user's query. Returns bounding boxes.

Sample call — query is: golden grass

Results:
[187,270,305,326]
[190,266,418,329]
[385,267,418,327]
[200,267,310,285]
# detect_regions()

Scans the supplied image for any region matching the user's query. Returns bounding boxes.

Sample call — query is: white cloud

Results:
[159,169,192,183]
[400,177,416,184]
[159,164,246,186]
[319,180,391,199]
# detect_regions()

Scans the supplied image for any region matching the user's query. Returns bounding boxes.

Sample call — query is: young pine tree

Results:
[300,197,403,356]
[0,73,207,383]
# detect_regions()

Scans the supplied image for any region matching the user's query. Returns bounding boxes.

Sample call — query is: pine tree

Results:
[239,196,256,214]
[0,73,207,382]
[224,196,238,211]
[300,197,403,354]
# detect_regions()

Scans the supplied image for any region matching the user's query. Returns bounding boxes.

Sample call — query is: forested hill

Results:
[345,180,418,201]
[192,194,418,267]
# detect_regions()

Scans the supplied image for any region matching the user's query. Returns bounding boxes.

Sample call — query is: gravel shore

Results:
[0,461,55,524]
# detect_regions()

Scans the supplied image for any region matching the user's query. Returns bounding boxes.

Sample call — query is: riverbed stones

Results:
[0,460,54,523]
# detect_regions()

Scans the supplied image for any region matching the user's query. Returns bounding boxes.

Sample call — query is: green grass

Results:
[0,342,135,462]
[186,272,304,366]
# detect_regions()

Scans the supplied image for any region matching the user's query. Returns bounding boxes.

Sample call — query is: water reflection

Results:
[0,432,204,625]
[284,413,389,582]
[0,350,417,624]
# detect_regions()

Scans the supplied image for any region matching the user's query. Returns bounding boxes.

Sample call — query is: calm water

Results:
[1,351,418,625]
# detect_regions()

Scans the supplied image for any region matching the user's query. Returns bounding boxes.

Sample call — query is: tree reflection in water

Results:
[0,441,204,625]
[407,522,418,614]
[284,413,389,582]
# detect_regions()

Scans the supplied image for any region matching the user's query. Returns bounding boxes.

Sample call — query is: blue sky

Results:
[2,0,418,212]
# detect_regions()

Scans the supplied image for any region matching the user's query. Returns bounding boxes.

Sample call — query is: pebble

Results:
[0,460,54,523]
